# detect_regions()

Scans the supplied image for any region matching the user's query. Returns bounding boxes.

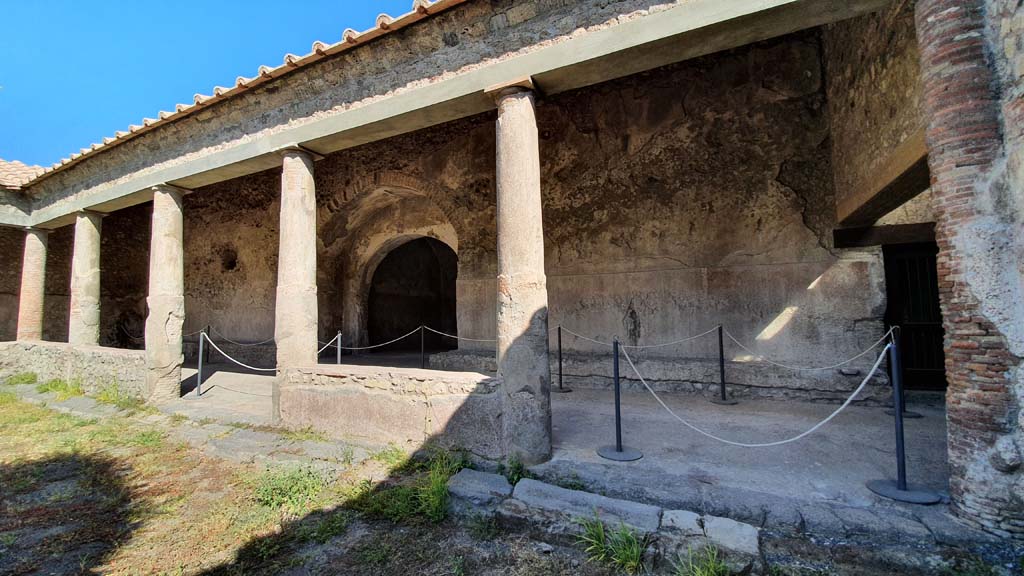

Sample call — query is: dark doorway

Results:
[367,237,457,352]
[883,243,947,390]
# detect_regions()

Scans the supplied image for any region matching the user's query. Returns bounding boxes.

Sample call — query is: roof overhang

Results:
[16,0,890,230]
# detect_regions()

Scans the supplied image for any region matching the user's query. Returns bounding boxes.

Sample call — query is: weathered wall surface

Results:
[99,203,150,349]
[182,173,280,344]
[0,341,146,397]
[176,31,890,400]
[27,0,689,217]
[0,227,22,341]
[915,0,1024,537]
[42,226,72,342]
[278,364,503,459]
[823,0,925,219]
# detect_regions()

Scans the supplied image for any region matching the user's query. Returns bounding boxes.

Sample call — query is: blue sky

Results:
[0,0,411,167]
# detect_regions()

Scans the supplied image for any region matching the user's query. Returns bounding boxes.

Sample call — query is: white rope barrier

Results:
[201,333,277,372]
[210,326,275,347]
[620,342,891,448]
[423,326,497,342]
[623,325,720,349]
[119,325,145,341]
[337,326,422,351]
[317,333,340,355]
[724,327,893,372]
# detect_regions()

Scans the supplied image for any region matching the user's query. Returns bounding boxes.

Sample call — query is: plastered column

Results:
[145,186,186,403]
[69,211,103,346]
[492,84,552,464]
[16,229,49,341]
[275,148,319,369]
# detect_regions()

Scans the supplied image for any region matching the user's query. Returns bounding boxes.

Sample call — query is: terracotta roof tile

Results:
[23,0,466,189]
[0,159,44,188]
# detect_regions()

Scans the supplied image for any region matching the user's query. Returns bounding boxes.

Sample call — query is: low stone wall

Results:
[0,341,146,397]
[277,364,503,459]
[432,350,892,404]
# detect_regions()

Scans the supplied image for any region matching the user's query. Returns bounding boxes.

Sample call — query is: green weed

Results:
[944,556,1001,576]
[310,511,349,543]
[577,512,649,575]
[4,372,37,386]
[253,466,328,514]
[357,542,392,566]
[370,443,408,470]
[127,430,165,448]
[36,378,84,400]
[499,454,533,485]
[94,381,146,412]
[468,514,499,540]
[674,545,730,576]
[282,426,328,443]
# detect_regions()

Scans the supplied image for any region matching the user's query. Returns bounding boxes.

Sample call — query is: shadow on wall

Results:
[0,454,142,574]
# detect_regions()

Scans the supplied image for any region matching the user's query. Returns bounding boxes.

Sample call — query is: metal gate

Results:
[883,243,947,390]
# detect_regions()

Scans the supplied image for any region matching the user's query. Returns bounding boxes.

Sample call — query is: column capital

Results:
[77,208,108,219]
[22,226,50,236]
[484,76,537,102]
[276,144,324,161]
[150,183,192,198]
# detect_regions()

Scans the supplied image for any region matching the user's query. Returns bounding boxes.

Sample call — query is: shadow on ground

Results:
[0,454,143,576]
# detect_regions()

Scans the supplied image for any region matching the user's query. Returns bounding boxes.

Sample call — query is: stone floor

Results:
[163,360,974,543]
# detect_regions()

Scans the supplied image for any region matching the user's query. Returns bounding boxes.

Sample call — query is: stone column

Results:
[16,228,49,341]
[490,80,552,464]
[916,0,1024,538]
[145,185,186,403]
[68,210,103,346]
[275,148,318,369]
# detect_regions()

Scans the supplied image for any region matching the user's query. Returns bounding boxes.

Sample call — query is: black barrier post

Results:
[597,337,642,461]
[555,325,571,393]
[420,326,426,369]
[336,330,342,365]
[710,325,738,405]
[866,329,940,504]
[196,330,205,398]
[203,324,211,364]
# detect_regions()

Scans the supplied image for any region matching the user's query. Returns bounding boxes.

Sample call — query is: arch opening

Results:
[366,237,457,352]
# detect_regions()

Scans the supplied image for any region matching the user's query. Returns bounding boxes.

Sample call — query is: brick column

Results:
[69,210,103,346]
[916,0,1023,538]
[274,148,318,369]
[145,185,186,403]
[16,228,48,341]
[490,80,552,464]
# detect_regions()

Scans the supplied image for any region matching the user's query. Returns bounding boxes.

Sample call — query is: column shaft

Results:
[68,211,102,346]
[16,229,48,341]
[494,87,552,464]
[145,187,185,403]
[275,149,318,368]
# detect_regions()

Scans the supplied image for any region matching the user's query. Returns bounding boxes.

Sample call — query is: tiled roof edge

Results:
[24,0,467,189]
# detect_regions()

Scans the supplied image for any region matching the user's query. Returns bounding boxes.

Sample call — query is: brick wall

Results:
[916,0,1023,538]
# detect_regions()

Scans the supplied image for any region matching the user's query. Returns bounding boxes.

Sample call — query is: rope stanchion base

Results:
[866,479,941,504]
[597,445,643,462]
[709,396,738,406]
[553,386,573,394]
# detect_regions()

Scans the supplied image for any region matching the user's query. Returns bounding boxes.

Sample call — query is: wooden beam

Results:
[834,222,936,248]
[836,128,931,227]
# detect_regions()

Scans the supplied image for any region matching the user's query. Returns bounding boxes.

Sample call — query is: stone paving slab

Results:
[510,478,662,533]
[448,469,513,508]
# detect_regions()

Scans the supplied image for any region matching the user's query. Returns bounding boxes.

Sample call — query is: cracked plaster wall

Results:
[171,31,890,398]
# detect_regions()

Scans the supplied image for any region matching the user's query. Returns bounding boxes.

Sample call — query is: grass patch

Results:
[94,381,146,412]
[36,378,84,400]
[282,426,328,443]
[370,443,408,470]
[252,466,328,514]
[4,372,38,386]
[944,556,1001,576]
[468,514,500,541]
[356,541,393,566]
[577,512,649,575]
[126,430,165,448]
[349,449,468,524]
[498,454,533,485]
[674,545,730,576]
[308,510,349,544]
